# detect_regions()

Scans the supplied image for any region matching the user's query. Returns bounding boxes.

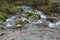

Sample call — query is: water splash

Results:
[35,10,47,19]
[5,18,15,27]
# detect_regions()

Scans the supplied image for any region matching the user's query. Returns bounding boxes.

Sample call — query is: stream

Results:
[2,5,60,28]
[0,5,60,40]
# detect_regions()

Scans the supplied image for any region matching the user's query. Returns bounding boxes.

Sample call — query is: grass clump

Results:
[5,6,23,14]
[0,12,7,24]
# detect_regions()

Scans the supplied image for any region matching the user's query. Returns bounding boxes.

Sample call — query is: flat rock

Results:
[0,27,60,40]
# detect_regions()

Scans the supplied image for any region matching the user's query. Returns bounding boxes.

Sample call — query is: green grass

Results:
[5,6,23,14]
[0,12,7,24]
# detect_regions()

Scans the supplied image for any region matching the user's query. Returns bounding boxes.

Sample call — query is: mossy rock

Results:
[25,11,40,19]
[15,19,24,25]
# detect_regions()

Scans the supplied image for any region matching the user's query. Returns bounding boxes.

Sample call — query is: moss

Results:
[15,19,25,29]
[25,11,40,19]
[15,19,24,25]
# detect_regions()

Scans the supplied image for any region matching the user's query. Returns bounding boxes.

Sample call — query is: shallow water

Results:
[1,5,60,29]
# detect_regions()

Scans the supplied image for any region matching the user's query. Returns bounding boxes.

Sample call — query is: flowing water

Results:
[3,5,60,28]
[0,5,60,40]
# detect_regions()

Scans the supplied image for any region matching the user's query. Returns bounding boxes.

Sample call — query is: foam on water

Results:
[6,18,15,27]
[35,10,47,19]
